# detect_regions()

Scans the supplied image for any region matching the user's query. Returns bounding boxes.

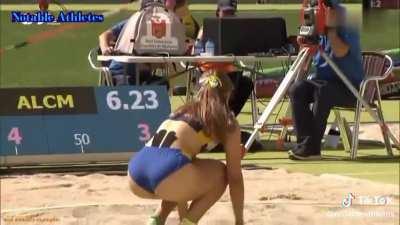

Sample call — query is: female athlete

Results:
[127,71,244,225]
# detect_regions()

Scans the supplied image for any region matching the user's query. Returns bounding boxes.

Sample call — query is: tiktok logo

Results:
[341,193,355,208]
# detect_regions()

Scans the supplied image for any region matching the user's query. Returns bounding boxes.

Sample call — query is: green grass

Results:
[3,4,397,88]
[0,10,131,87]
[201,150,400,184]
[193,98,400,125]
[362,9,400,51]
[1,8,132,87]
[173,98,400,185]
[0,5,363,87]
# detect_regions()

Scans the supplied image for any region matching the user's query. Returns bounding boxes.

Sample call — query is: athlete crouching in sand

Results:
[127,71,244,225]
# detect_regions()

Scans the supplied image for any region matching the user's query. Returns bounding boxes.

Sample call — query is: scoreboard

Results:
[369,0,399,8]
[0,86,170,167]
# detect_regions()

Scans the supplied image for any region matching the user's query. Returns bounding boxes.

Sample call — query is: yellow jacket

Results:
[175,2,199,39]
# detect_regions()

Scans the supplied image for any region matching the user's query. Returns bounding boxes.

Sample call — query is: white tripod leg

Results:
[245,47,312,150]
[321,52,400,148]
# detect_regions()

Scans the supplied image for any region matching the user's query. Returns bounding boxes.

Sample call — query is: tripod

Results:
[244,44,400,158]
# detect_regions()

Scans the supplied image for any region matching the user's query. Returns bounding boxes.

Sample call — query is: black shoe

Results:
[288,149,321,160]
[288,138,321,160]
[287,136,321,160]
[241,131,264,152]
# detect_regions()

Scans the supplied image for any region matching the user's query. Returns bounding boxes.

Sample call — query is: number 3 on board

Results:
[8,127,23,145]
[138,123,151,142]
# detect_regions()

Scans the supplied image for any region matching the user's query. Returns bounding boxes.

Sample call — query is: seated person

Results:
[288,2,363,160]
[99,0,176,86]
[99,21,163,86]
[196,0,263,150]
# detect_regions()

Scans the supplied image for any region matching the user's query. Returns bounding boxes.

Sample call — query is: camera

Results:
[299,0,332,38]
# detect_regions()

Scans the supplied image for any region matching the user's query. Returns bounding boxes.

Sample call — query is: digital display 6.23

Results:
[0,86,171,166]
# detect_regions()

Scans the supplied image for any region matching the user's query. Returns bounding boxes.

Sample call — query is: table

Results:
[97,55,284,64]
[97,54,292,129]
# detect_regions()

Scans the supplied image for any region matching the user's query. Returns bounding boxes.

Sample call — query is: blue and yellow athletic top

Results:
[145,112,213,159]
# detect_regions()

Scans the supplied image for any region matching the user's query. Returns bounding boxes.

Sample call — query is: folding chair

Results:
[87,47,113,86]
[334,51,394,159]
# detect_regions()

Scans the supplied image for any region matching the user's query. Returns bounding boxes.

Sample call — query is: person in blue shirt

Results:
[98,1,170,86]
[288,2,364,160]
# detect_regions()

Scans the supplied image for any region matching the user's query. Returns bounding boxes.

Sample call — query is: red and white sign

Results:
[151,18,166,39]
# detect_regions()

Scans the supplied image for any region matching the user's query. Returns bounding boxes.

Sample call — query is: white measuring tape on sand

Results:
[2,201,398,214]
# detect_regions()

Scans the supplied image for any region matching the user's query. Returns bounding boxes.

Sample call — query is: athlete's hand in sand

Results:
[224,125,244,225]
[235,219,244,225]
[240,144,247,159]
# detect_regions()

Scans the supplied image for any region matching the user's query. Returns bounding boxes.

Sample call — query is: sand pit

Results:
[1,168,399,225]
[1,123,399,225]
[358,123,399,144]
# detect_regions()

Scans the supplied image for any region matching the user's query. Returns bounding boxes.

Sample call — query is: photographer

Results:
[288,1,363,160]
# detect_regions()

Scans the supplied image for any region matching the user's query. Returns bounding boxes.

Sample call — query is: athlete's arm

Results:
[224,125,244,225]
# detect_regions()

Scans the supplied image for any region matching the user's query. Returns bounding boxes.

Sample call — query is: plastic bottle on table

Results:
[205,39,215,56]
[193,39,204,56]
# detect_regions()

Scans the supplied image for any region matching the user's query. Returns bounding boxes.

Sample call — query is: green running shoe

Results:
[146,216,161,225]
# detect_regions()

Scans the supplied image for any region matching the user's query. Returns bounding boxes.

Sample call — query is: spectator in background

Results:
[165,0,200,40]
[99,20,159,86]
[197,0,263,150]
[99,0,180,86]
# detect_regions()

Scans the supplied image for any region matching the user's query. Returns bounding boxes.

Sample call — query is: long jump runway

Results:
[1,168,399,225]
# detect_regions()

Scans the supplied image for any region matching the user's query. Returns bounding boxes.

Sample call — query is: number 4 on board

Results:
[8,127,23,145]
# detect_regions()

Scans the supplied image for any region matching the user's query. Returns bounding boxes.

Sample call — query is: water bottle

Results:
[193,39,204,56]
[205,39,215,56]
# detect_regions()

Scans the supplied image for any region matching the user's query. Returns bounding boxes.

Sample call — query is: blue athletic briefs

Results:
[128,146,191,193]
